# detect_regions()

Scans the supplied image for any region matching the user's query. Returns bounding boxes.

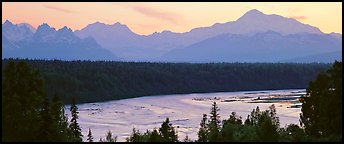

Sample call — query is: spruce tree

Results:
[87,128,94,142]
[249,106,261,126]
[69,97,83,142]
[105,130,116,142]
[126,128,140,142]
[38,97,55,141]
[51,94,71,141]
[197,114,208,142]
[169,125,178,142]
[149,129,161,142]
[221,112,243,142]
[256,111,279,142]
[61,107,72,141]
[159,118,178,142]
[268,104,279,128]
[208,102,221,142]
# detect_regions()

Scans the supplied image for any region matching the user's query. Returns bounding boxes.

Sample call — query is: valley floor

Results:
[66,89,305,142]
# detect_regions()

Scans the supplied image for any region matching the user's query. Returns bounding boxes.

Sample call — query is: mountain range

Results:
[2,20,120,60]
[2,9,342,62]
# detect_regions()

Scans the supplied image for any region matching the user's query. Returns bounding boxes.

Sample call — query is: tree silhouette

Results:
[300,61,342,139]
[38,97,55,141]
[159,118,178,142]
[221,112,243,141]
[256,111,279,141]
[69,97,83,142]
[2,61,45,141]
[208,102,220,141]
[149,129,161,142]
[104,130,117,142]
[87,128,93,142]
[126,128,144,142]
[197,114,209,142]
[51,94,71,141]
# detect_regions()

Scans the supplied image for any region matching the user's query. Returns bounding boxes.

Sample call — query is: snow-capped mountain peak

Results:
[3,20,14,27]
[18,23,36,32]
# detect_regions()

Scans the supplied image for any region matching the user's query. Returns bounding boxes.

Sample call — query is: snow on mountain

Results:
[232,9,323,35]
[329,32,342,40]
[73,9,330,61]
[74,22,158,60]
[2,9,341,62]
[2,20,34,42]
[17,23,36,32]
[159,31,342,63]
[2,21,121,61]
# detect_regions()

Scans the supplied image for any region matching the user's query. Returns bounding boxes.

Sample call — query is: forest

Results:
[2,60,341,142]
[2,59,332,104]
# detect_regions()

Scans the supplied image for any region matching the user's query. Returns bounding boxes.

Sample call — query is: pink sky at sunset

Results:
[2,2,342,35]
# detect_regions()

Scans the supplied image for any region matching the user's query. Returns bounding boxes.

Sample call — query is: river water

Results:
[66,89,305,142]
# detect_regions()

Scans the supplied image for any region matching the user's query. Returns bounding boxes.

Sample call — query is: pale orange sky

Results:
[2,2,342,35]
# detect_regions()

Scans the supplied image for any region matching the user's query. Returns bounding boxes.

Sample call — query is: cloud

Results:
[44,5,76,13]
[289,16,307,21]
[131,5,181,24]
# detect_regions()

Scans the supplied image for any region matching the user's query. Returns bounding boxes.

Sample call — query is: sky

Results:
[2,2,342,35]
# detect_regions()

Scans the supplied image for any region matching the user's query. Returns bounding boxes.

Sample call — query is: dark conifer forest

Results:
[2,59,331,104]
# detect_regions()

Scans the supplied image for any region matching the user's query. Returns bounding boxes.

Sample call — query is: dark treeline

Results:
[2,59,331,104]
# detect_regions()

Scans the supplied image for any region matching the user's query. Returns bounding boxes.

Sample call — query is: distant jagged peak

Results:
[56,26,75,39]
[328,32,342,40]
[3,20,36,33]
[211,22,225,27]
[2,20,17,31]
[234,9,323,35]
[112,22,132,32]
[111,22,126,27]
[148,29,181,37]
[151,30,169,34]
[161,30,173,34]
[89,21,106,26]
[83,21,133,33]
[78,21,106,31]
[18,23,36,32]
[58,26,73,33]
[87,21,128,28]
[2,20,34,42]
[243,9,265,17]
[236,9,272,22]
[329,32,342,36]
[35,23,57,38]
[3,19,14,27]
[37,23,56,31]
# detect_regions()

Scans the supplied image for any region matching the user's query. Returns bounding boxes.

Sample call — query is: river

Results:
[66,89,305,142]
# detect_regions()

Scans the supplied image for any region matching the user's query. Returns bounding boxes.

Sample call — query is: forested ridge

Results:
[2,59,331,104]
